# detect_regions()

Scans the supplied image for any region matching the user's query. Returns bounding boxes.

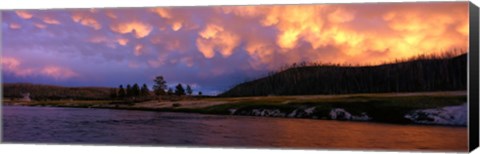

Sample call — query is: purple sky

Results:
[1,3,469,95]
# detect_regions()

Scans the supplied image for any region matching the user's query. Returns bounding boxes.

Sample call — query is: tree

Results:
[118,85,126,98]
[186,85,193,95]
[132,83,140,97]
[153,76,167,96]
[175,84,185,96]
[110,88,118,99]
[126,84,132,97]
[198,91,202,96]
[141,83,150,96]
[167,88,174,95]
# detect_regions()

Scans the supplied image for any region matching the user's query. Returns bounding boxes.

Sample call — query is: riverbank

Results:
[3,91,467,126]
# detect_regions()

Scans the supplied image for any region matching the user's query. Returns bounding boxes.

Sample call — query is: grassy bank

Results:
[3,91,467,126]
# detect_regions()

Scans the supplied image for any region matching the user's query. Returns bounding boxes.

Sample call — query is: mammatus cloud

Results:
[219,3,468,64]
[41,66,78,80]
[34,23,47,29]
[151,8,172,19]
[2,57,77,80]
[15,10,33,19]
[9,23,21,29]
[72,13,102,30]
[134,44,144,56]
[42,17,61,25]
[196,24,240,58]
[117,38,129,46]
[2,2,469,93]
[110,21,153,38]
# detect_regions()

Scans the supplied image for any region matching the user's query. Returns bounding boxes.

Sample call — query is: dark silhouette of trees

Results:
[110,88,117,99]
[132,83,140,97]
[3,83,116,100]
[198,91,202,96]
[167,88,174,95]
[126,84,132,97]
[186,85,193,95]
[175,84,186,96]
[220,53,467,97]
[112,83,149,100]
[141,83,150,96]
[118,85,126,98]
[153,76,167,96]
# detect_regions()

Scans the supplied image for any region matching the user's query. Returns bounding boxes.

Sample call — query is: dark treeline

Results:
[151,75,197,97]
[110,76,200,102]
[220,53,467,97]
[111,83,151,101]
[4,77,201,101]
[3,83,113,100]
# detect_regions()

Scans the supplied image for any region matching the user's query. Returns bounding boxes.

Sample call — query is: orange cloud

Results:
[2,57,77,80]
[110,21,153,38]
[106,11,118,19]
[244,41,275,70]
[9,23,21,29]
[147,54,168,68]
[1,57,34,77]
[15,10,33,19]
[2,57,21,70]
[43,17,61,25]
[117,38,129,46]
[34,23,47,29]
[328,8,355,23]
[87,36,117,48]
[171,21,183,31]
[151,8,172,19]
[221,3,468,65]
[72,14,102,30]
[134,44,144,56]
[196,24,241,58]
[41,66,78,80]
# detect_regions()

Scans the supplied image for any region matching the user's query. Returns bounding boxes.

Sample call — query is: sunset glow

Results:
[1,2,469,94]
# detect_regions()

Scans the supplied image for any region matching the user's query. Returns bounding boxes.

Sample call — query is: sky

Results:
[1,2,469,95]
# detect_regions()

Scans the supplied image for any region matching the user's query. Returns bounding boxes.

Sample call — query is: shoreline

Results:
[2,91,468,127]
[2,104,468,128]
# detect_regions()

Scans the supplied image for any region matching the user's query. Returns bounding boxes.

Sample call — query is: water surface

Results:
[2,106,467,151]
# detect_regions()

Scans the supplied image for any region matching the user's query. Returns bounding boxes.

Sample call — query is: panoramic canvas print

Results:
[1,2,471,152]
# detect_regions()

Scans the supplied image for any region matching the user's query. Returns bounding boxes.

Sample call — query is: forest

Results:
[220,52,467,97]
[2,83,114,100]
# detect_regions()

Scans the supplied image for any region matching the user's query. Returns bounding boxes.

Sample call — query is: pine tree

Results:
[118,85,126,98]
[141,83,149,96]
[153,76,167,96]
[186,85,193,95]
[175,84,186,96]
[167,88,174,95]
[126,84,132,97]
[110,88,118,99]
[132,83,140,97]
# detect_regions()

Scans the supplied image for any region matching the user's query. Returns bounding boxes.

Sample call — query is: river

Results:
[2,106,467,151]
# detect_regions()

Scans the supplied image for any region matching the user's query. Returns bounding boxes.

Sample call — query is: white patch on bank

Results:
[329,108,370,121]
[404,103,467,126]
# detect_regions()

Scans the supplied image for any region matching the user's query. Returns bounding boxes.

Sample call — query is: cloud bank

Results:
[1,2,469,94]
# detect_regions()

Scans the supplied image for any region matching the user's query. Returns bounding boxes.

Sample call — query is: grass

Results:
[3,91,467,125]
[182,92,467,124]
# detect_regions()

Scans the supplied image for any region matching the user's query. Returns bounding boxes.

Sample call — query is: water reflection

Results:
[2,106,467,151]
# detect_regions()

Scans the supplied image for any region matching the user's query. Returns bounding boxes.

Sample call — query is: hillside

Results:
[220,53,467,97]
[2,83,114,100]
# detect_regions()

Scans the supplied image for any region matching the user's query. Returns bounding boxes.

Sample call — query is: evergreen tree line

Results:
[3,83,114,100]
[110,83,150,99]
[151,75,198,96]
[111,76,201,99]
[220,53,467,97]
